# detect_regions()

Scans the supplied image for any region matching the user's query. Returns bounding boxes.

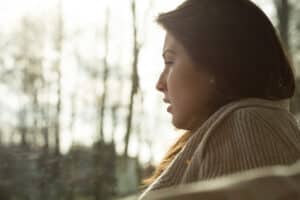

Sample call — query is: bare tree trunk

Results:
[42,79,50,154]
[275,0,291,52]
[32,89,39,147]
[49,1,64,199]
[21,127,28,147]
[19,109,28,148]
[274,0,296,111]
[54,8,63,157]
[98,6,110,141]
[42,127,49,153]
[0,129,3,145]
[124,0,140,157]
[94,6,111,200]
[111,104,118,145]
[66,93,76,200]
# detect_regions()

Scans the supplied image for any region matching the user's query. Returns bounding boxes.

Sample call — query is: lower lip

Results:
[167,105,172,113]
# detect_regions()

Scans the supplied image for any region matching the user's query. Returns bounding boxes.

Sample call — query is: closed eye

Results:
[164,61,174,65]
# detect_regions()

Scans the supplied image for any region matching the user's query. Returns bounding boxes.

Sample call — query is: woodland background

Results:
[0,0,299,199]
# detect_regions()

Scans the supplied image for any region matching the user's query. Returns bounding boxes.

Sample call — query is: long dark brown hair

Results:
[143,0,295,186]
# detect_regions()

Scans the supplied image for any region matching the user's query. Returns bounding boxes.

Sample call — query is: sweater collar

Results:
[229,97,290,111]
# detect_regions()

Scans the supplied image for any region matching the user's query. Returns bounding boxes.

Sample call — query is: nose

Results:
[156,72,167,92]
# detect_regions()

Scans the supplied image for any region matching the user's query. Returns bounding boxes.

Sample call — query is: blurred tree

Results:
[64,92,77,200]
[124,0,153,159]
[274,0,291,52]
[290,1,300,115]
[12,16,45,149]
[45,1,65,199]
[98,5,110,142]
[274,0,300,114]
[124,0,141,158]
[53,0,63,158]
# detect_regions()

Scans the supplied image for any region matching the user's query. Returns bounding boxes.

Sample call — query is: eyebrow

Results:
[162,49,176,58]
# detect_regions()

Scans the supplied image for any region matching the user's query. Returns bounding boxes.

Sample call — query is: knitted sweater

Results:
[139,97,300,199]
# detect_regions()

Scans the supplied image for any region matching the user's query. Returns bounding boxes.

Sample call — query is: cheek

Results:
[169,71,209,106]
[170,75,211,119]
[166,69,185,104]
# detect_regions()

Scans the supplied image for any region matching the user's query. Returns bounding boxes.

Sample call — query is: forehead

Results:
[163,32,181,53]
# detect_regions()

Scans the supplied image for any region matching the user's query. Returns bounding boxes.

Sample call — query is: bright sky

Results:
[0,0,274,164]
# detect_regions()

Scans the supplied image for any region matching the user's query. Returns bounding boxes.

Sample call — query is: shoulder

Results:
[213,102,299,132]
[201,98,293,139]
[208,105,299,151]
[217,105,300,140]
[207,106,274,148]
[194,105,300,180]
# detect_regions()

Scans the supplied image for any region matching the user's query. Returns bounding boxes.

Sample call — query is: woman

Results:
[139,0,300,199]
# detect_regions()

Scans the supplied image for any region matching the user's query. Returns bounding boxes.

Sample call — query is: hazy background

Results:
[0,0,299,199]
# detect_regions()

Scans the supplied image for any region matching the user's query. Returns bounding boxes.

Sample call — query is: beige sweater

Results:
[139,97,300,199]
[142,160,300,200]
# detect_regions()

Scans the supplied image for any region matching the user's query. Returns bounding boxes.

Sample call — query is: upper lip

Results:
[163,98,171,104]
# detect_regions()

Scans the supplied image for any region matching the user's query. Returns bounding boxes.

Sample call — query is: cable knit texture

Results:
[139,98,300,199]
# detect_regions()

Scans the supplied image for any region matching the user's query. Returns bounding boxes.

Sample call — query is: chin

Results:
[172,114,204,131]
[172,117,191,131]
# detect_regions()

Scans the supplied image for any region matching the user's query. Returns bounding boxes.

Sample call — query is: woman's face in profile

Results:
[156,32,215,131]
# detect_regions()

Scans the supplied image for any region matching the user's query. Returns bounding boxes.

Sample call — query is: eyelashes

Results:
[164,61,174,66]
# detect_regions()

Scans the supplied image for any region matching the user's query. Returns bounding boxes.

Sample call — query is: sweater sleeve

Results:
[197,107,300,181]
